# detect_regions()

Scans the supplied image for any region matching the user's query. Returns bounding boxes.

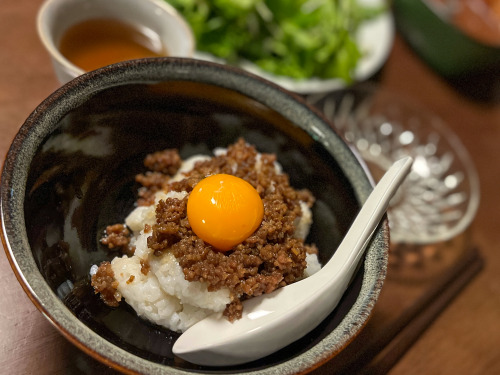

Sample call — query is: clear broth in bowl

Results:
[59,19,167,72]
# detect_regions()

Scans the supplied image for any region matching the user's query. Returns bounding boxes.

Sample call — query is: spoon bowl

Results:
[174,156,413,366]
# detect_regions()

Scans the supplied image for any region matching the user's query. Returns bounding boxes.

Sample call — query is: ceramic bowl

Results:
[37,0,195,84]
[1,58,388,374]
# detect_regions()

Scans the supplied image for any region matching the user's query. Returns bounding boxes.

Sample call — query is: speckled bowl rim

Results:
[1,57,389,375]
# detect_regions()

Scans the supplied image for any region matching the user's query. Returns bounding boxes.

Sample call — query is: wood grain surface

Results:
[1,1,499,374]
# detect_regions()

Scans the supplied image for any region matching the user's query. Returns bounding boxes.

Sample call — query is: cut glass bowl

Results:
[308,84,480,245]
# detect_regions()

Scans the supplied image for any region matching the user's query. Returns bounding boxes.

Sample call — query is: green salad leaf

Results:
[167,0,384,82]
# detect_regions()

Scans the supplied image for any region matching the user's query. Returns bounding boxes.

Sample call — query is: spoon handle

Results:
[322,156,413,277]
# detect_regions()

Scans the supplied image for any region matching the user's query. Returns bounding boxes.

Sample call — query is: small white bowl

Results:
[37,0,195,84]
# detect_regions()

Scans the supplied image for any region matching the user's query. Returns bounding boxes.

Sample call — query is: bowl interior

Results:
[3,59,386,374]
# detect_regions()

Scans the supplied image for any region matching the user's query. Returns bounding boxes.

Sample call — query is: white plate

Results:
[194,0,394,94]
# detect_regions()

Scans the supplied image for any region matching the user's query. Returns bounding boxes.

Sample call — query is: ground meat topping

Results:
[100,224,135,256]
[147,198,190,256]
[140,259,150,275]
[135,172,169,206]
[96,139,317,321]
[126,275,135,284]
[91,261,121,307]
[143,139,316,320]
[144,149,182,175]
[135,149,182,206]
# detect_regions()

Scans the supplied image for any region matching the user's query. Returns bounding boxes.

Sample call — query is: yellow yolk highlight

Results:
[187,174,264,251]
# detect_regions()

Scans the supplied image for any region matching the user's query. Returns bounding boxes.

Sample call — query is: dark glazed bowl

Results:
[1,58,388,375]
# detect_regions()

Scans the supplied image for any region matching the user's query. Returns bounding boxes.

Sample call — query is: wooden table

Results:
[1,1,499,373]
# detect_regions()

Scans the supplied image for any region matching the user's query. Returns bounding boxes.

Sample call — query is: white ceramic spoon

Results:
[173,156,413,366]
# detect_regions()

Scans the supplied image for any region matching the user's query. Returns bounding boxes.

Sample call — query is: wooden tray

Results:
[311,237,483,374]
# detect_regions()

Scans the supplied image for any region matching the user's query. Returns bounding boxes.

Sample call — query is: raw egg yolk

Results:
[187,174,264,251]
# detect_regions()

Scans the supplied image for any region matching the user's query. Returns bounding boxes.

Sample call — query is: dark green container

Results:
[393,0,500,101]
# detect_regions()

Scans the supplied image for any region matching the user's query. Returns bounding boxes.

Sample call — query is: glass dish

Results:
[308,84,480,246]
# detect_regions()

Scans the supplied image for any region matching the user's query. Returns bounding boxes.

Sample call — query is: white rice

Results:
[93,147,321,332]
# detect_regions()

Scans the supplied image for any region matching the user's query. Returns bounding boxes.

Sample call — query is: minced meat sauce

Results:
[92,139,317,321]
